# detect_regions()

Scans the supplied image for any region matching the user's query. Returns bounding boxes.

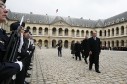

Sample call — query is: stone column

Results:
[124,27,126,35]
[49,29,52,36]
[56,29,59,37]
[88,31,90,38]
[63,29,65,36]
[114,30,116,37]
[119,28,121,36]
[74,31,76,37]
[30,28,32,34]
[41,29,43,36]
[79,31,81,37]
[36,29,39,35]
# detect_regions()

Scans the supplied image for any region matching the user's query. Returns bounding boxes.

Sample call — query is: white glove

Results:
[12,74,16,80]
[15,61,23,71]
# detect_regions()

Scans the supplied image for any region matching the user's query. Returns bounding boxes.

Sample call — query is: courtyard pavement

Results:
[29,48,127,84]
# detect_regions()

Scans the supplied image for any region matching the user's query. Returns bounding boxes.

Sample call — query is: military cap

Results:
[10,21,25,31]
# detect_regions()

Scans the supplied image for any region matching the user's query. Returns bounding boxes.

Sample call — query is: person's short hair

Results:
[1,0,6,3]
[24,29,29,33]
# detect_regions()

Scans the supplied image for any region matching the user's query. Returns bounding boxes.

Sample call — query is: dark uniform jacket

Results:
[0,29,20,81]
[19,38,29,60]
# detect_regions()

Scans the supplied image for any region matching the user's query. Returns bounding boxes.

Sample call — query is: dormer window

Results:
[112,21,114,24]
[108,22,110,25]
[116,19,120,23]
[27,19,30,22]
[121,18,125,21]
[39,20,42,23]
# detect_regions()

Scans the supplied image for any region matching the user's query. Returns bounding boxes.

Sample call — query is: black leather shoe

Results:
[96,71,101,73]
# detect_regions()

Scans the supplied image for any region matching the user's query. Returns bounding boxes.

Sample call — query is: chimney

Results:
[30,12,33,14]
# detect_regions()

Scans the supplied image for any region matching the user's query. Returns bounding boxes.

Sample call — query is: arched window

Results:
[116,27,119,35]
[39,27,42,35]
[26,26,30,30]
[71,29,75,37]
[59,28,63,36]
[86,30,89,36]
[81,30,84,37]
[108,29,110,37]
[52,27,56,36]
[112,28,114,36]
[38,39,42,46]
[121,40,124,46]
[76,30,80,37]
[65,28,68,36]
[99,30,102,36]
[52,40,56,48]
[44,40,48,48]
[104,30,106,36]
[90,31,93,36]
[45,27,48,35]
[64,40,68,48]
[121,26,124,35]
[33,27,36,35]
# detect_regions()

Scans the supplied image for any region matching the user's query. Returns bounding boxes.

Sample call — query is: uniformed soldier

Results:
[0,0,23,82]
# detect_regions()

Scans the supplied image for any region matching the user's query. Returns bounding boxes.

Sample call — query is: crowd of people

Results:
[0,0,35,84]
[102,46,127,51]
[71,31,101,73]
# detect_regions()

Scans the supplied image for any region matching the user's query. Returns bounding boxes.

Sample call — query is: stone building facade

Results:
[2,11,127,48]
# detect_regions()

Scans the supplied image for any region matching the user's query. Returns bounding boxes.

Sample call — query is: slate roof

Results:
[7,10,127,28]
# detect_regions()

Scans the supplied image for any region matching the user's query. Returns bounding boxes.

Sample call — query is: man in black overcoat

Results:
[88,31,101,73]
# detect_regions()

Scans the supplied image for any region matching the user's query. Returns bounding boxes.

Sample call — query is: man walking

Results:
[88,31,101,73]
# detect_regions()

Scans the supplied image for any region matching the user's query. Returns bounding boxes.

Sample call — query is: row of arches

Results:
[102,40,126,47]
[26,26,94,37]
[34,39,71,48]
[99,26,125,37]
[34,39,127,48]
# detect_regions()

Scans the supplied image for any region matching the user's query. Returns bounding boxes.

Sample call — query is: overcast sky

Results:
[6,0,127,20]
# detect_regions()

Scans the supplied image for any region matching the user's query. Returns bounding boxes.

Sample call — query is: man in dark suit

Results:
[74,41,81,60]
[81,36,89,64]
[0,0,23,82]
[88,31,101,73]
[56,40,62,57]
